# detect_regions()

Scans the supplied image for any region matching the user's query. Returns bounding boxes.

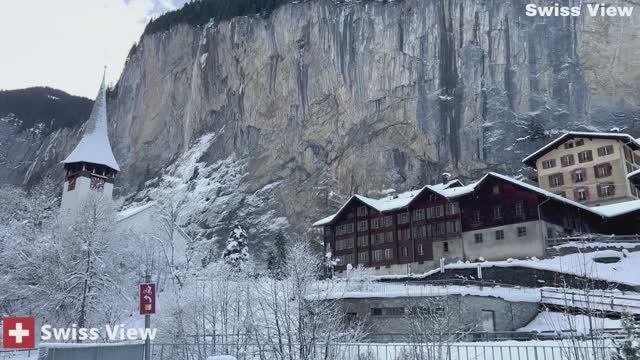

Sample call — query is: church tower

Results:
[60,73,120,210]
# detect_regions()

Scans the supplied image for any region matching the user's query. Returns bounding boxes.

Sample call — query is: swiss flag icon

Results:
[2,317,36,349]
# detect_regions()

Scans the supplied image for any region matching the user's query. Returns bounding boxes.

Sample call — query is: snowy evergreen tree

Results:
[222,223,250,271]
[614,314,640,360]
[266,231,287,278]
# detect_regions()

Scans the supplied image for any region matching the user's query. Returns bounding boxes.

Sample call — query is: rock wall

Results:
[9,0,640,255]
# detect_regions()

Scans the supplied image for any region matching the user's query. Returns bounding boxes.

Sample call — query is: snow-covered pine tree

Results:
[613,314,640,360]
[222,223,250,271]
[266,231,287,278]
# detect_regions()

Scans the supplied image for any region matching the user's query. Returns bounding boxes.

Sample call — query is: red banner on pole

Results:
[139,283,156,315]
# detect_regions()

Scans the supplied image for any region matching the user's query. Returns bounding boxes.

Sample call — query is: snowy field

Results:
[379,249,640,286]
[517,311,622,335]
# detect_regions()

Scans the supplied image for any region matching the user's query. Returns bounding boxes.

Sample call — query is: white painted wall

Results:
[462,220,547,261]
[61,176,114,211]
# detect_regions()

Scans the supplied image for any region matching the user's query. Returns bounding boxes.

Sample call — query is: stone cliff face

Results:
[9,0,640,257]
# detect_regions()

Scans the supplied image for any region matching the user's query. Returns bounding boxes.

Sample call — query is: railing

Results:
[0,341,624,360]
[0,349,36,359]
[541,287,640,314]
[546,235,640,249]
[147,342,620,360]
[365,329,628,343]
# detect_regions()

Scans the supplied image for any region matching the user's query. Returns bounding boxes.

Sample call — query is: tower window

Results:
[67,176,77,191]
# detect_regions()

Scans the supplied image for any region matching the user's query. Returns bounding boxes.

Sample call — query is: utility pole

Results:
[144,272,151,360]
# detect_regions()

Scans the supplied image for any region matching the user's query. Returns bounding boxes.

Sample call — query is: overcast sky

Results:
[0,0,189,98]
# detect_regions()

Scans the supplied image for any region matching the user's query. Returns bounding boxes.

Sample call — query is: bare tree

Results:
[402,296,469,360]
[154,196,191,289]
[540,247,618,360]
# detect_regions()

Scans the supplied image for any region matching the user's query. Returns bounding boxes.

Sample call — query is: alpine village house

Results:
[314,132,640,275]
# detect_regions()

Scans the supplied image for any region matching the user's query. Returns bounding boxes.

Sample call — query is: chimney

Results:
[441,172,452,184]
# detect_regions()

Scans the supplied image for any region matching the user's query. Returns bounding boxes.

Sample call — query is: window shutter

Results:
[583,168,587,181]
[559,174,564,185]
[573,188,580,200]
[585,188,590,201]
[593,165,599,178]
[597,184,603,197]
[611,184,616,196]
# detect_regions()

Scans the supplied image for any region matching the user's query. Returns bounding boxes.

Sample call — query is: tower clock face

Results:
[90,177,105,192]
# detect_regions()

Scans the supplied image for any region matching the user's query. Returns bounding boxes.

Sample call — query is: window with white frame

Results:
[373,249,384,261]
[472,210,481,223]
[495,230,504,240]
[446,220,460,233]
[371,218,380,229]
[358,235,369,247]
[426,207,435,219]
[358,252,369,263]
[336,238,354,251]
[373,232,385,245]
[474,233,483,243]
[397,212,410,224]
[383,216,393,227]
[357,220,368,232]
[514,201,525,218]
[542,159,556,169]
[517,226,527,237]
[384,248,393,260]
[493,206,502,220]
[413,208,426,221]
[435,205,444,218]
[599,183,615,197]
[597,145,614,157]
[417,244,424,255]
[385,231,394,242]
[576,188,588,202]
[357,206,368,217]
[446,202,459,216]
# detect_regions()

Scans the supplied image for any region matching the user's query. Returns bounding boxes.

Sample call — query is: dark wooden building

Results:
[315,172,636,275]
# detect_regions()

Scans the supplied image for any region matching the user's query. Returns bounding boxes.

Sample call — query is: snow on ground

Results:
[309,281,542,303]
[382,249,640,286]
[518,311,621,334]
[126,131,290,261]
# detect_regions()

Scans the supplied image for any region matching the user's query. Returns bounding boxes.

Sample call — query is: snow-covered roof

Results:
[485,172,597,215]
[62,73,120,171]
[627,168,640,180]
[522,132,640,167]
[313,171,629,226]
[313,178,482,226]
[589,199,640,217]
[117,201,157,222]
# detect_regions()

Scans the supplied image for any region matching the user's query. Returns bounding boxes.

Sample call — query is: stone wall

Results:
[335,294,539,341]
